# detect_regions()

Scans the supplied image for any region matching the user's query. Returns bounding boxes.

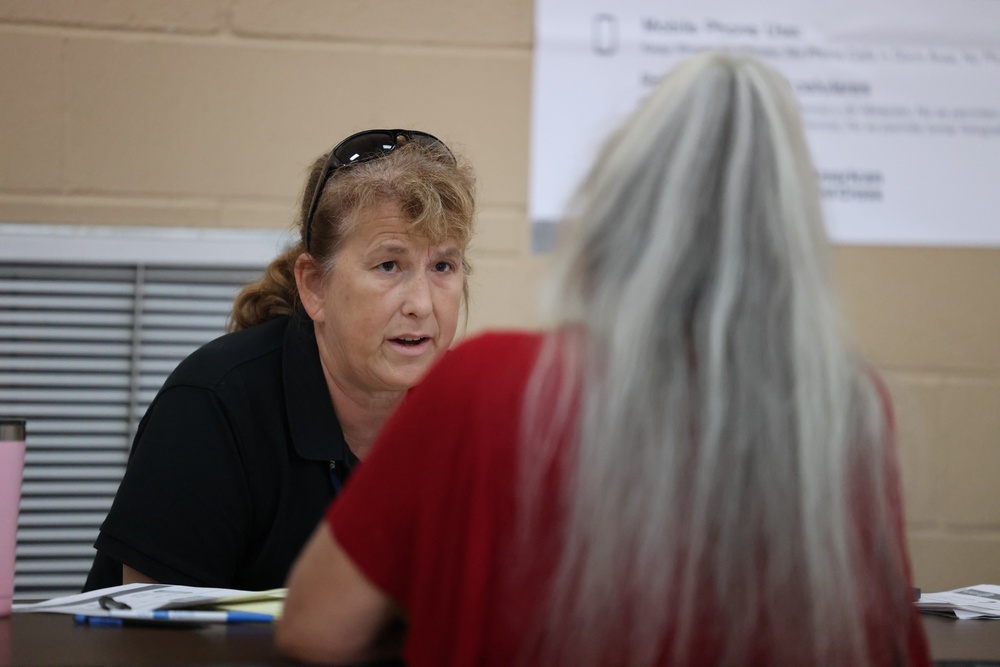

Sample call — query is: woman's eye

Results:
[434,261,454,273]
[376,261,397,272]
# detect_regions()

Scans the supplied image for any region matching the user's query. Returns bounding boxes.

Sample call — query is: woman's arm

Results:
[122,565,160,585]
[276,522,403,665]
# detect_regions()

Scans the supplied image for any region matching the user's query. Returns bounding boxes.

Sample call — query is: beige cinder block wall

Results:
[1,1,997,592]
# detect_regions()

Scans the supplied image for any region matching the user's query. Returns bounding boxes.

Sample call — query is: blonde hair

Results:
[230,138,476,331]
[521,52,912,666]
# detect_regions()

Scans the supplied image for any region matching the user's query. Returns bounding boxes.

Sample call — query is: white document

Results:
[532,0,1000,248]
[916,584,1000,619]
[11,582,286,617]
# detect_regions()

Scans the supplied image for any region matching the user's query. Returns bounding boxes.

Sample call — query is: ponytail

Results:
[228,244,302,332]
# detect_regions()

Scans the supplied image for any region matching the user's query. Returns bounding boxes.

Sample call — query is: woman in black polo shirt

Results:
[84,130,476,591]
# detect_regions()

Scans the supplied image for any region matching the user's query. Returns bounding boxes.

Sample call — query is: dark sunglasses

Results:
[302,129,455,252]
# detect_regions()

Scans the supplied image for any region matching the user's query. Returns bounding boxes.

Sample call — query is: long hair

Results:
[229,139,476,331]
[520,52,911,666]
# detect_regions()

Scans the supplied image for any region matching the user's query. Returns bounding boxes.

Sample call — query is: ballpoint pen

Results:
[74,609,274,626]
[75,615,134,628]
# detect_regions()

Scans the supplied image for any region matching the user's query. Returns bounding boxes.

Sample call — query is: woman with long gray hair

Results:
[277,52,930,666]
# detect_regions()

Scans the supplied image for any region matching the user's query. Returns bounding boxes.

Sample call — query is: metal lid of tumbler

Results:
[0,419,25,441]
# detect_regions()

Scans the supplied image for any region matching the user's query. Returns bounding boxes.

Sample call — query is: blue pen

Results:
[75,610,273,625]
[75,614,125,627]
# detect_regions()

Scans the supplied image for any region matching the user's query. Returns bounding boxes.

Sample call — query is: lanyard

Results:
[329,461,344,495]
[329,447,358,495]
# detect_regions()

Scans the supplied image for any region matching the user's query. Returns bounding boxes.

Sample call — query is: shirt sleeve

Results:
[95,384,255,586]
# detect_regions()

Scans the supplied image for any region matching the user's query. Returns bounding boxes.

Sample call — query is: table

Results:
[922,614,1000,665]
[1,612,293,666]
[2,612,998,666]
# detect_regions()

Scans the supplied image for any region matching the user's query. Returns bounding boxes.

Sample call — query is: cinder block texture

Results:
[0,0,221,33]
[470,208,530,257]
[63,36,529,206]
[466,255,547,334]
[0,194,220,227]
[909,534,1000,592]
[0,31,63,190]
[229,0,532,46]
[935,381,1000,527]
[834,246,1000,372]
[882,372,941,529]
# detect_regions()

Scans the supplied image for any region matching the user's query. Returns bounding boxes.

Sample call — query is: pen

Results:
[74,610,273,625]
[75,614,127,628]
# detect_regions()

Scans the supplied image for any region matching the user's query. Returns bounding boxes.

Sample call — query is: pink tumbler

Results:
[0,419,26,617]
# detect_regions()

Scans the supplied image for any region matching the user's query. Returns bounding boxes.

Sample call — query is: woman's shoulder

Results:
[454,329,544,354]
[407,330,544,403]
[439,329,545,374]
[165,315,290,389]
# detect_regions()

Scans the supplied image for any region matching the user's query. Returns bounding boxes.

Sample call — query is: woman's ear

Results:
[294,253,327,323]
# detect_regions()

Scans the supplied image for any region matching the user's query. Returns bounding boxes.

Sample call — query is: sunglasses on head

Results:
[302,129,455,252]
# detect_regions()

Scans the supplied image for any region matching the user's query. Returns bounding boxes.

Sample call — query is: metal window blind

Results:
[0,261,265,601]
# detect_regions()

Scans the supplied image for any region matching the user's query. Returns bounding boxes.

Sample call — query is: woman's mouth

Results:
[388,336,431,355]
[393,336,427,347]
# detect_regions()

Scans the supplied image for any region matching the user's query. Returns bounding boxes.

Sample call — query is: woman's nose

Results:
[402,272,433,318]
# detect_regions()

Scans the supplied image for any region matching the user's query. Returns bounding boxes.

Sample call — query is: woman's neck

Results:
[310,322,407,459]
[325,382,404,460]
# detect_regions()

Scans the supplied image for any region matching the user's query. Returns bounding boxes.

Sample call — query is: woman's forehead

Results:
[346,207,465,250]
[347,200,469,248]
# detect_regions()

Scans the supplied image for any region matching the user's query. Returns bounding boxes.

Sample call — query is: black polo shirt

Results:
[83,314,358,591]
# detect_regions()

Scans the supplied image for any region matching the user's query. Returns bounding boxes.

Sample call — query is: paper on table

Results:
[200,588,286,618]
[11,583,286,619]
[916,584,1000,619]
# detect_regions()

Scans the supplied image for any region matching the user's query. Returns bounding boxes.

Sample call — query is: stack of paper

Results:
[12,582,286,622]
[916,584,1000,619]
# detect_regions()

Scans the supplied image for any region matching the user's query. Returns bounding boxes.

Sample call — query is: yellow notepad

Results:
[197,588,287,619]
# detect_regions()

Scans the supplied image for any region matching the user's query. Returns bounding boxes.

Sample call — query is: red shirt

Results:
[329,331,930,667]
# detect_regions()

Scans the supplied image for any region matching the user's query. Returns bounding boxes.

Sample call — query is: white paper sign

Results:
[531,0,1000,250]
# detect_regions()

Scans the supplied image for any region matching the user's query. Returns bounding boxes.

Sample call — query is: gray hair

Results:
[521,52,911,665]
